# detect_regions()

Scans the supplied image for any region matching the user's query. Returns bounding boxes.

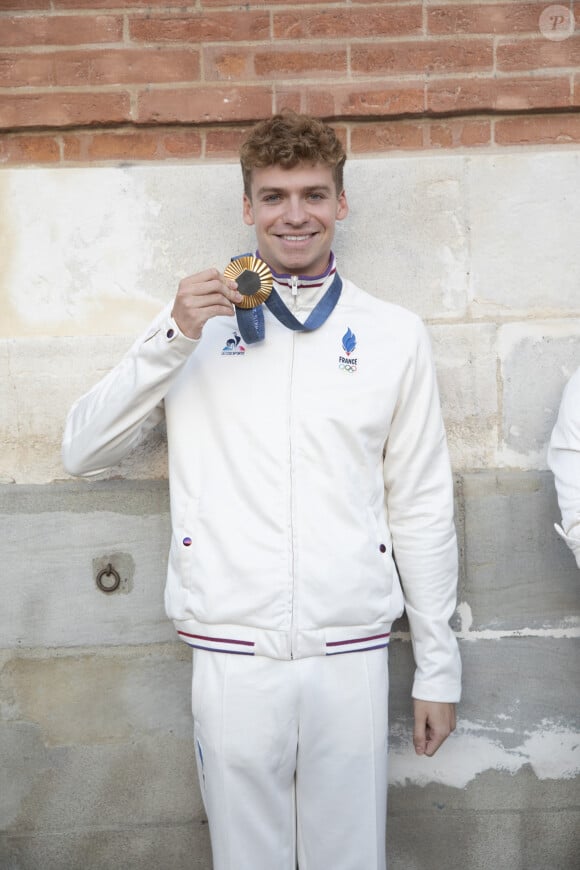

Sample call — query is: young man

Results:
[548,366,580,570]
[62,112,461,870]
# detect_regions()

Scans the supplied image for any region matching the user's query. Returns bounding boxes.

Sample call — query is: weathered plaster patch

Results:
[451,602,580,640]
[2,169,163,337]
[388,719,580,788]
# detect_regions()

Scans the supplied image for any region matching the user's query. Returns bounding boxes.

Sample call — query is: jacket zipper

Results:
[288,328,297,659]
[290,274,299,309]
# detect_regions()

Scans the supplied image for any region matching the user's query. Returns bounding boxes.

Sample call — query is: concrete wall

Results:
[1,148,579,869]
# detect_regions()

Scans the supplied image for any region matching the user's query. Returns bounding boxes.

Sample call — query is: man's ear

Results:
[243,193,255,226]
[336,189,349,222]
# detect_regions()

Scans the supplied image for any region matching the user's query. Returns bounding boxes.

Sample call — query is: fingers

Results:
[172,268,244,339]
[413,714,427,757]
[413,700,456,758]
[180,268,241,300]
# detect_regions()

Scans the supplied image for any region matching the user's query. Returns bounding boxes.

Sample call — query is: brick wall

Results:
[1,0,579,165]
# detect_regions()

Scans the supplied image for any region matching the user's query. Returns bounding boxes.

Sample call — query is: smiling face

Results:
[242,162,348,277]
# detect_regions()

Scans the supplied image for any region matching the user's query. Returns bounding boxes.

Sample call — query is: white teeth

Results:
[283,235,310,241]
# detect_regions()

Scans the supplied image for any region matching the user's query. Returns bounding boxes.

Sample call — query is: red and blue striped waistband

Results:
[177,629,390,657]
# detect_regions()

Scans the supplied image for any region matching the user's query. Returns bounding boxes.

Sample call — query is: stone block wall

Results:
[1,146,579,868]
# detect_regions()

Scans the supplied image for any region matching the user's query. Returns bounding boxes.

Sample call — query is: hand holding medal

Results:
[171,267,243,339]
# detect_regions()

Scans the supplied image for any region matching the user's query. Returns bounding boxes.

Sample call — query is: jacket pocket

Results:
[366,506,392,564]
[171,496,201,588]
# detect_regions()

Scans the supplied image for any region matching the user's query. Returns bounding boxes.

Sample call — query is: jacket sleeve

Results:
[383,317,461,703]
[62,304,199,477]
[547,367,580,569]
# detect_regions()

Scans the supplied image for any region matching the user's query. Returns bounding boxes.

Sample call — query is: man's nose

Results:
[284,197,307,224]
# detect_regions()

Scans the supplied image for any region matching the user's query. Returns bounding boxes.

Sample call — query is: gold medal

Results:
[224,256,273,309]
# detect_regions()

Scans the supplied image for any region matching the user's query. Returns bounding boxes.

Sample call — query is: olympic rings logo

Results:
[339,363,357,373]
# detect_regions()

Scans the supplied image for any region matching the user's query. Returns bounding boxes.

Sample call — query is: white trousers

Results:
[191,647,389,870]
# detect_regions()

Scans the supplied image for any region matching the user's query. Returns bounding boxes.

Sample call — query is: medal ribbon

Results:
[233,256,343,345]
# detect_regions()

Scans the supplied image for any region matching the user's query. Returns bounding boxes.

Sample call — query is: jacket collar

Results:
[258,252,337,313]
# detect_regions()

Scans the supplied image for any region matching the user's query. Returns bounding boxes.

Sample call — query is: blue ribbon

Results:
[233,256,343,345]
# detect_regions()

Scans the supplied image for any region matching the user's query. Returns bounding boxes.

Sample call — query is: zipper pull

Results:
[291,275,299,308]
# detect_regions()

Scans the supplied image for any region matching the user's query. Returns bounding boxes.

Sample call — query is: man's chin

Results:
[269,250,329,277]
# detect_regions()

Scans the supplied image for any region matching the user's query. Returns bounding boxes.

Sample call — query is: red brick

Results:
[164,130,203,157]
[205,49,249,80]
[0,53,55,87]
[323,82,423,117]
[0,48,200,87]
[205,127,251,158]
[201,0,337,6]
[428,4,545,35]
[54,0,171,7]
[137,86,273,124]
[0,0,49,9]
[273,90,304,115]
[275,88,334,119]
[61,134,81,161]
[204,46,347,81]
[497,36,580,71]
[277,83,423,119]
[351,39,494,77]
[0,92,130,128]
[495,114,580,145]
[92,48,201,86]
[350,121,424,153]
[0,133,60,164]
[273,7,422,39]
[129,11,270,44]
[0,15,123,47]
[65,130,157,161]
[256,48,347,79]
[428,76,572,113]
[62,127,202,161]
[328,123,348,154]
[427,119,492,148]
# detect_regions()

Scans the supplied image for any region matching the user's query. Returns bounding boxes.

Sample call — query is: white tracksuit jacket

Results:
[62,269,462,703]
[548,366,580,569]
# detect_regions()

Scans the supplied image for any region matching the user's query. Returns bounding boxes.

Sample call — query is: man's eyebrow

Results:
[255,186,283,196]
[256,184,333,196]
